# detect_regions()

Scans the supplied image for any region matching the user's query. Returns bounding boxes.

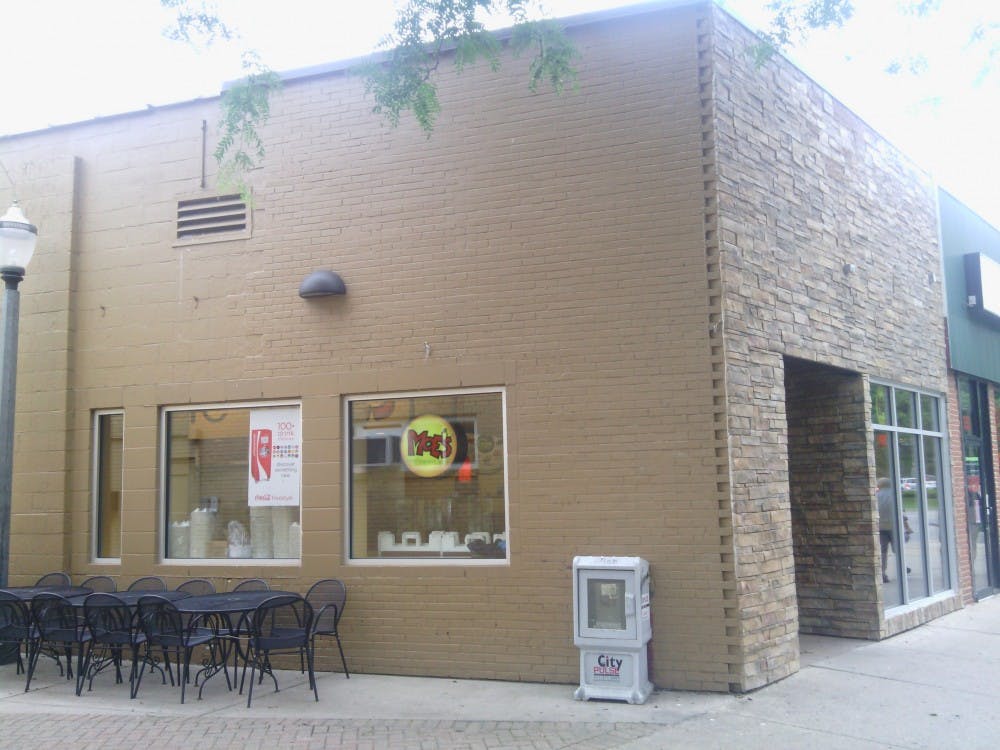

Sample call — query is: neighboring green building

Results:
[940,189,1000,601]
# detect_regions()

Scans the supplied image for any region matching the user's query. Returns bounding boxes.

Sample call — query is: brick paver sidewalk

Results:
[0,713,660,750]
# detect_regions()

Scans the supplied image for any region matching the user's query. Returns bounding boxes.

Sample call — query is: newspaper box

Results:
[572,556,652,704]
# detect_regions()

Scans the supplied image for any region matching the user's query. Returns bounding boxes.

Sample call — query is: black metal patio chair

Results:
[82,592,161,697]
[135,594,220,703]
[0,591,38,685]
[28,593,91,695]
[80,575,116,593]
[231,578,269,592]
[175,578,216,596]
[242,594,317,708]
[127,576,166,592]
[35,572,71,586]
[305,578,349,677]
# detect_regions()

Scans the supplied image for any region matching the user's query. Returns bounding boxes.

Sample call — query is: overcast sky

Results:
[1,0,997,227]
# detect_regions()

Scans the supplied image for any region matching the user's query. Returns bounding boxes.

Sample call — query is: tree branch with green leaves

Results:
[361,0,578,134]
[215,52,282,198]
[751,0,854,65]
[165,0,577,193]
[166,0,995,196]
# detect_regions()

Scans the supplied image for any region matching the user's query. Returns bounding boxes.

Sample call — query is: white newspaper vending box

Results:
[572,556,652,704]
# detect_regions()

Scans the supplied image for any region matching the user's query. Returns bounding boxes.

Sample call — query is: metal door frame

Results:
[959,377,1000,598]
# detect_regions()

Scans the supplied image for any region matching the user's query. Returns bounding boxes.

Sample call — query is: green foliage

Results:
[900,0,942,17]
[751,0,854,65]
[161,0,235,45]
[750,0,997,89]
[172,0,994,192]
[163,0,576,184]
[873,3,996,82]
[362,0,577,134]
[214,53,281,201]
[509,19,578,94]
[970,21,1000,84]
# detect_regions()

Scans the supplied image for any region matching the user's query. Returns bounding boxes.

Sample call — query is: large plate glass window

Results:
[162,403,302,561]
[348,389,507,561]
[871,383,950,608]
[93,410,124,561]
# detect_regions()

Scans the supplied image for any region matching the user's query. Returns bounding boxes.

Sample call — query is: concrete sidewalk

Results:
[0,595,997,748]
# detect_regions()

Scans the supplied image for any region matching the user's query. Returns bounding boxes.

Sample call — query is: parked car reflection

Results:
[900,477,937,492]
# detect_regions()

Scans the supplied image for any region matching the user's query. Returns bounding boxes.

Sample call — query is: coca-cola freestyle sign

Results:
[402,414,456,478]
[248,406,301,507]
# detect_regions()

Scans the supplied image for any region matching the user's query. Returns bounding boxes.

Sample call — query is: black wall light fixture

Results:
[299,270,346,298]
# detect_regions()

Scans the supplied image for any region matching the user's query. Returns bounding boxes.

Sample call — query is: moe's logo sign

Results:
[402,414,456,477]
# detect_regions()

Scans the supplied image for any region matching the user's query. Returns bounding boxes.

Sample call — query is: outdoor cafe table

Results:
[0,588,190,607]
[69,590,190,607]
[0,585,92,600]
[175,590,299,617]
[173,590,300,696]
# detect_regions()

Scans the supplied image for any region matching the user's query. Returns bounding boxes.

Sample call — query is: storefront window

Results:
[895,390,917,429]
[962,377,999,598]
[162,404,302,561]
[871,383,951,607]
[923,435,948,593]
[871,384,891,425]
[93,411,123,560]
[348,389,508,562]
[920,394,940,432]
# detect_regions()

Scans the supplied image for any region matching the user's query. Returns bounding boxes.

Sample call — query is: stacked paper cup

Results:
[190,508,212,558]
[271,507,294,558]
[250,507,273,558]
[289,522,302,559]
[169,521,190,558]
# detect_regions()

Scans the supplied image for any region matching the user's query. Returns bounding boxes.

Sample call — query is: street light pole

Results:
[0,202,37,588]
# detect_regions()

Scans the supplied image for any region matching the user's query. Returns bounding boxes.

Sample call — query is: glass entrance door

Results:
[964,440,998,597]
[960,378,1000,598]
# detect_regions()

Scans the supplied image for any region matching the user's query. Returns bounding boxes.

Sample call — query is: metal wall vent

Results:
[176,194,248,241]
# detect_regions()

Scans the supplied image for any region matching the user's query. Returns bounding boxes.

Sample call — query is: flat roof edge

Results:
[227,0,705,90]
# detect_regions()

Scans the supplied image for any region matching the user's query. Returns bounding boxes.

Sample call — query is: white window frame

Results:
[870,380,957,608]
[344,387,510,567]
[159,399,302,566]
[92,409,124,564]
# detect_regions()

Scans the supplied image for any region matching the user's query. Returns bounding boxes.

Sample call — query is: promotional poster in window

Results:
[248,406,301,507]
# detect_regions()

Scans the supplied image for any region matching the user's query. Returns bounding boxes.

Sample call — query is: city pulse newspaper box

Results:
[572,556,652,704]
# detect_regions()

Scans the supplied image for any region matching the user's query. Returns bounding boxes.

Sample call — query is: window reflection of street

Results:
[872,384,949,611]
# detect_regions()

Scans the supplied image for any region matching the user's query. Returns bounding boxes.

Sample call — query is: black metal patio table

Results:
[173,590,300,697]
[1,585,92,600]
[69,589,190,607]
[174,590,298,617]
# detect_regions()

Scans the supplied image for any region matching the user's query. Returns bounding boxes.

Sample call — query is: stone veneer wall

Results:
[785,358,881,638]
[709,5,946,689]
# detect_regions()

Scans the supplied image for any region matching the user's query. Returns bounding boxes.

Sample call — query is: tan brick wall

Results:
[0,155,78,581]
[0,4,739,690]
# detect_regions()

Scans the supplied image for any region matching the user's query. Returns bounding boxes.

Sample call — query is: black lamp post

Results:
[0,201,37,587]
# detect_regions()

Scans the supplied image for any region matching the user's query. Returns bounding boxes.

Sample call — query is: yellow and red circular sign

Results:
[402,414,457,477]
